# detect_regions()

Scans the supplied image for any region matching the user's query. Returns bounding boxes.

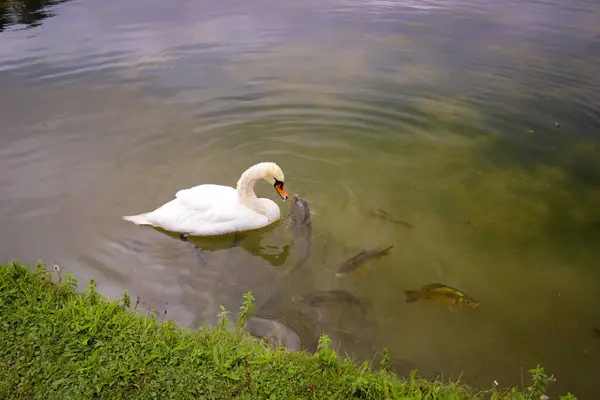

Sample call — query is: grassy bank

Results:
[0,261,576,399]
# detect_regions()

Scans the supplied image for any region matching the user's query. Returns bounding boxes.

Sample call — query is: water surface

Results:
[1,0,600,397]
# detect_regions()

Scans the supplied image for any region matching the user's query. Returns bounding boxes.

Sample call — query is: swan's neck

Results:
[236,164,267,213]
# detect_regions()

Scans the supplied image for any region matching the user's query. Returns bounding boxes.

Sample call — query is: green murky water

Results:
[1,0,599,397]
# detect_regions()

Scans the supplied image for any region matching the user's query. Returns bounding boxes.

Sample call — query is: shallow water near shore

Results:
[1,0,600,397]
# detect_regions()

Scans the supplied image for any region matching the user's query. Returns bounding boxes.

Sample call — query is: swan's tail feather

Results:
[122,213,152,225]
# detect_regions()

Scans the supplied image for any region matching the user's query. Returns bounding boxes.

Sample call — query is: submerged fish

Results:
[336,245,393,277]
[255,194,312,315]
[403,282,479,312]
[594,327,600,338]
[292,290,372,315]
[284,193,312,272]
[367,208,413,229]
[285,193,312,229]
[245,315,303,351]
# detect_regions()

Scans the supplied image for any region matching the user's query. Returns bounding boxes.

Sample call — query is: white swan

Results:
[122,162,289,236]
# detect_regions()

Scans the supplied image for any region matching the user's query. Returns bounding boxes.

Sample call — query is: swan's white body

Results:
[122,162,288,236]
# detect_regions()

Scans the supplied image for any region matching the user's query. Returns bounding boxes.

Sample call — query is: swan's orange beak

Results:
[274,179,288,200]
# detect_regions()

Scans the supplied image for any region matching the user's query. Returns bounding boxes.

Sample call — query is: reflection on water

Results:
[0,0,69,31]
[1,0,600,397]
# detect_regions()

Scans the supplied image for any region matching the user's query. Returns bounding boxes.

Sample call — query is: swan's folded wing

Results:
[174,184,263,228]
[135,184,265,235]
[174,184,237,213]
[142,184,273,235]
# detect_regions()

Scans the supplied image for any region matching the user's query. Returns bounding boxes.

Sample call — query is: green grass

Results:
[0,260,577,400]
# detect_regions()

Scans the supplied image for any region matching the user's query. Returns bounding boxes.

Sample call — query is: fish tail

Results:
[358,297,373,315]
[379,244,394,255]
[358,303,369,315]
[403,290,420,303]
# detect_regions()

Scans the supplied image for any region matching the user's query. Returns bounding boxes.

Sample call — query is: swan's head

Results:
[261,162,288,200]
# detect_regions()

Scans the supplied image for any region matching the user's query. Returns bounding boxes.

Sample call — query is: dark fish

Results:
[404,282,479,312]
[336,245,393,277]
[292,290,372,315]
[255,194,312,315]
[284,193,312,272]
[594,327,600,338]
[245,315,302,351]
[286,193,312,227]
[368,208,413,229]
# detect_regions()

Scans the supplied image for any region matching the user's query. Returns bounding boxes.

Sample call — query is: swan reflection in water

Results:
[152,223,292,268]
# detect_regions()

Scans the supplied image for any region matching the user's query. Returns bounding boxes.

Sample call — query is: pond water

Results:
[1,0,600,397]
